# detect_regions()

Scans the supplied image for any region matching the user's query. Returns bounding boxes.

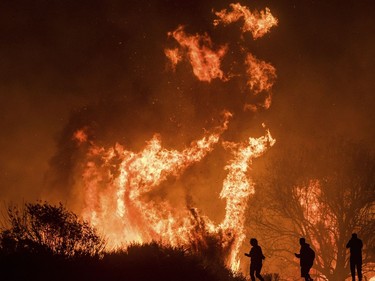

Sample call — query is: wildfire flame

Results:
[72,128,88,144]
[167,25,228,82]
[164,48,182,71]
[245,53,276,96]
[219,128,276,270]
[75,113,275,271]
[80,112,231,246]
[72,2,278,273]
[295,180,337,270]
[166,4,277,112]
[213,3,278,39]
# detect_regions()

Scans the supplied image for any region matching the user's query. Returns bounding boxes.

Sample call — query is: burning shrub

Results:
[0,201,105,257]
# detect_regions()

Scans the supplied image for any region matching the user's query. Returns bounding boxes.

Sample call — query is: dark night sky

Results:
[0,0,375,203]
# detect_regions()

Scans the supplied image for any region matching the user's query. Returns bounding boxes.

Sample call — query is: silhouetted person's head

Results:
[299,238,306,245]
[352,233,358,239]
[250,238,258,246]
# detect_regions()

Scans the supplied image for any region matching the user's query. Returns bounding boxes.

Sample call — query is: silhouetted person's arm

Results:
[346,239,351,248]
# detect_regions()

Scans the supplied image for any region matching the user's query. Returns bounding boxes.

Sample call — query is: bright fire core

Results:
[76,117,275,271]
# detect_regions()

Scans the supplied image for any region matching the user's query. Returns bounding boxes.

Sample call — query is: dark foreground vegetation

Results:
[0,243,246,281]
[0,202,245,281]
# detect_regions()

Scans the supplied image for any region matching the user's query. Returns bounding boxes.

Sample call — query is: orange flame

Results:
[295,180,337,269]
[75,2,279,272]
[245,53,276,96]
[296,180,337,230]
[164,48,182,70]
[219,129,276,270]
[77,115,274,271]
[72,128,88,144]
[165,10,277,111]
[214,3,278,39]
[167,26,228,82]
[80,113,231,247]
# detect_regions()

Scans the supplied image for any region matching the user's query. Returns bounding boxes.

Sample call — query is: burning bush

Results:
[0,201,105,257]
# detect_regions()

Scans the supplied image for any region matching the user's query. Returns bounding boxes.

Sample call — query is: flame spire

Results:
[219,129,276,270]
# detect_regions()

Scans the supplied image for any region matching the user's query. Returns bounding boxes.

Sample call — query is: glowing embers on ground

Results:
[75,116,275,271]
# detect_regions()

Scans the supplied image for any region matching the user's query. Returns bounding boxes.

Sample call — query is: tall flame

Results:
[219,128,276,270]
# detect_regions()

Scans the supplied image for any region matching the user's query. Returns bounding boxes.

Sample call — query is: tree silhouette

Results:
[0,202,105,257]
[249,137,375,281]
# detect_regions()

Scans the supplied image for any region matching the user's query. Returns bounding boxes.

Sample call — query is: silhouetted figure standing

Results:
[346,233,363,281]
[245,238,265,281]
[295,238,315,281]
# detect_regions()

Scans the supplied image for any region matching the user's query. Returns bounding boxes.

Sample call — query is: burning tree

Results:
[249,137,375,280]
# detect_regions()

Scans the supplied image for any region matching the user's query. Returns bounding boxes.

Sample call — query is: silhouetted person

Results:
[245,238,265,281]
[346,233,363,281]
[295,238,315,281]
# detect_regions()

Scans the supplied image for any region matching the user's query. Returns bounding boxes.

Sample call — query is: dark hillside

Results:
[0,242,246,281]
